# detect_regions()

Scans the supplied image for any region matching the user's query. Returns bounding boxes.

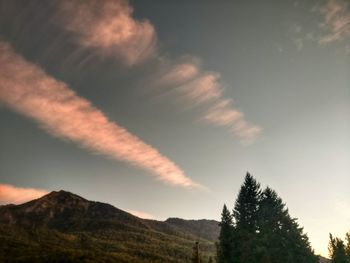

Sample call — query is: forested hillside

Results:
[0,191,218,262]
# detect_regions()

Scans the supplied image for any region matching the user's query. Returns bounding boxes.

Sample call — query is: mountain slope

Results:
[0,191,218,262]
[165,218,219,242]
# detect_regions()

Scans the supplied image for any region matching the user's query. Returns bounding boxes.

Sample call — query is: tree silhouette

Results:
[217,204,234,263]
[218,172,318,263]
[329,234,348,263]
[232,172,261,263]
[192,241,201,263]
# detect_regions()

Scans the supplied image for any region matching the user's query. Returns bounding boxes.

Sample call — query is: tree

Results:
[192,241,201,263]
[218,173,318,263]
[345,232,350,262]
[233,173,261,231]
[258,187,318,263]
[217,204,234,263]
[257,187,287,263]
[329,234,348,263]
[208,256,214,263]
[232,172,261,263]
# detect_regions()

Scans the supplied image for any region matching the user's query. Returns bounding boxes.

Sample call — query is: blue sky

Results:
[0,0,349,256]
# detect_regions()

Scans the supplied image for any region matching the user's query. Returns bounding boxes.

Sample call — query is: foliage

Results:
[329,232,350,263]
[192,241,202,263]
[217,205,234,263]
[217,172,319,263]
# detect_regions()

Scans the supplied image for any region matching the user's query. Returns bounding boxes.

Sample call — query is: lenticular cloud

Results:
[0,42,200,189]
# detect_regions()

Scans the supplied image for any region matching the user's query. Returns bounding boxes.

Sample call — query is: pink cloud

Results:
[0,184,48,205]
[58,0,157,65]
[55,0,261,143]
[178,73,222,105]
[155,60,261,144]
[0,42,202,189]
[319,0,350,44]
[203,99,243,126]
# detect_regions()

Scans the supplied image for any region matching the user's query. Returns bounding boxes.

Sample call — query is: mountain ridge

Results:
[0,190,219,262]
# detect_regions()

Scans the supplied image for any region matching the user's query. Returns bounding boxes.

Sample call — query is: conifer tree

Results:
[345,232,350,262]
[257,187,287,262]
[329,234,348,263]
[217,204,234,263]
[218,173,318,263]
[232,172,261,263]
[233,173,261,231]
[192,241,201,263]
[258,187,318,263]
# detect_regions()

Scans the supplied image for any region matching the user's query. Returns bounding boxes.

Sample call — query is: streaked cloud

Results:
[155,60,262,144]
[319,0,350,44]
[0,42,201,189]
[127,209,156,220]
[203,100,261,145]
[0,184,48,205]
[53,0,261,143]
[57,0,157,65]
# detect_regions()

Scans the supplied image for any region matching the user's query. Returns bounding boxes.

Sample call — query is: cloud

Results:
[319,0,350,44]
[0,184,48,205]
[155,60,262,144]
[127,209,156,220]
[55,0,261,143]
[157,60,222,106]
[203,100,261,144]
[57,0,157,65]
[0,42,201,189]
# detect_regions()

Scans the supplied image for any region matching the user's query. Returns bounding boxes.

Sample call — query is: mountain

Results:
[165,218,220,242]
[0,190,219,262]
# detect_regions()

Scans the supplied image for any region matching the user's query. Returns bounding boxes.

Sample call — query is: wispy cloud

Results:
[57,0,157,65]
[0,42,201,189]
[155,60,262,144]
[319,0,350,44]
[55,0,261,143]
[127,209,156,220]
[0,184,48,205]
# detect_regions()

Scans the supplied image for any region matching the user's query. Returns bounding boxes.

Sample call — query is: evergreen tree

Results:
[257,187,287,263]
[233,173,261,231]
[232,172,261,263]
[208,256,214,263]
[345,232,350,262]
[329,234,348,263]
[258,187,318,263]
[218,173,318,263]
[217,204,234,263]
[192,241,201,263]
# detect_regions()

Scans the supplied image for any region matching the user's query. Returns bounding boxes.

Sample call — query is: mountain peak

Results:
[40,190,87,203]
[0,189,147,231]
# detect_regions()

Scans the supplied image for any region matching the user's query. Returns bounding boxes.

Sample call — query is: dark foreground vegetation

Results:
[0,173,346,262]
[216,173,319,263]
[328,231,350,263]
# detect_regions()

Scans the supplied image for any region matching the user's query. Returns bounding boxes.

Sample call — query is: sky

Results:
[0,0,349,257]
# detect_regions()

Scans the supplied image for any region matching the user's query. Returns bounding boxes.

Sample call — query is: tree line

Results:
[329,231,350,263]
[216,172,319,263]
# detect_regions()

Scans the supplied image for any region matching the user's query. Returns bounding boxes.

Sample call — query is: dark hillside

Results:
[0,191,218,262]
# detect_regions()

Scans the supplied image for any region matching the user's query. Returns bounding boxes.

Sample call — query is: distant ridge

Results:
[0,190,219,262]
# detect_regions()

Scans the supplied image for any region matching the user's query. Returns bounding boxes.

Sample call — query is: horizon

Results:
[0,0,349,258]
